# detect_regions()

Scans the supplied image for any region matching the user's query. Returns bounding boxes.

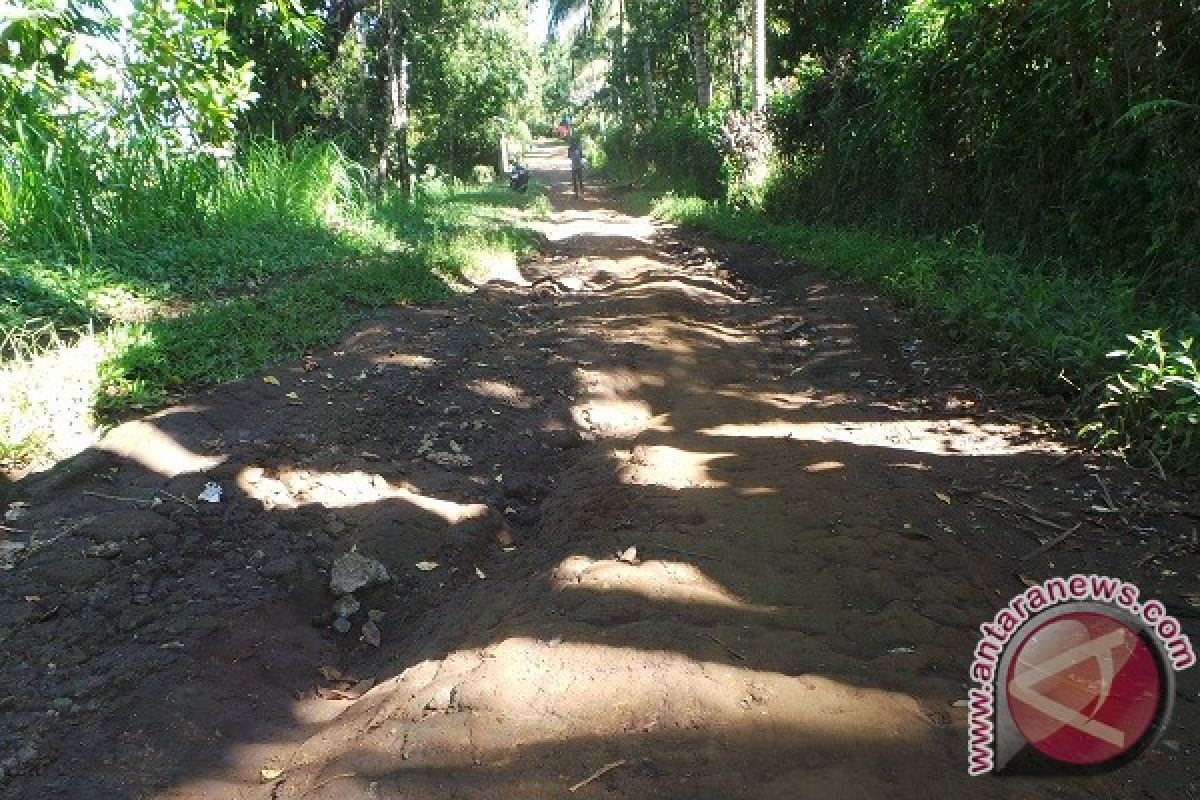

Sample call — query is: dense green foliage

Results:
[601,111,724,196]
[763,1,1200,303]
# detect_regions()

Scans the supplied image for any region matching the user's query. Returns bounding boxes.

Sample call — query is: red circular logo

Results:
[1006,611,1162,765]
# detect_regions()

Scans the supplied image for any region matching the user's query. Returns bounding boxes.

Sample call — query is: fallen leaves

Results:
[935,491,952,504]
[262,375,280,385]
[315,665,376,700]
[318,665,352,682]
[261,768,283,782]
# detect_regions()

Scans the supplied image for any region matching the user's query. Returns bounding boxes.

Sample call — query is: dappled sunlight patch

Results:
[236,466,491,522]
[699,418,1063,456]
[0,330,109,471]
[87,284,164,323]
[571,398,662,435]
[619,444,734,488]
[257,637,931,790]
[466,378,534,408]
[585,254,667,276]
[530,210,657,244]
[552,555,776,613]
[573,365,667,396]
[375,351,439,369]
[455,245,522,286]
[712,388,816,408]
[598,278,742,307]
[99,413,226,478]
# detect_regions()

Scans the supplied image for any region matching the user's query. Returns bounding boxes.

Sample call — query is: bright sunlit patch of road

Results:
[699,418,1062,457]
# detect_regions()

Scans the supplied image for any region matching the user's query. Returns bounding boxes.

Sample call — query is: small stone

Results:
[85,542,122,559]
[333,595,361,618]
[12,743,38,766]
[424,450,472,468]
[330,551,390,595]
[367,609,385,623]
[332,617,352,634]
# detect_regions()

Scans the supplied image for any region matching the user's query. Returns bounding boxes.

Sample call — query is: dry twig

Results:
[158,490,198,512]
[569,760,627,793]
[1020,523,1083,561]
[707,633,747,661]
[82,490,152,507]
[980,492,1073,532]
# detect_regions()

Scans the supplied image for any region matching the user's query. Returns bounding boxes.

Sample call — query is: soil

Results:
[0,141,1197,799]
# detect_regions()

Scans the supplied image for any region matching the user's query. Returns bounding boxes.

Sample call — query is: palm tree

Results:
[685,0,712,108]
[550,0,658,118]
[751,0,765,110]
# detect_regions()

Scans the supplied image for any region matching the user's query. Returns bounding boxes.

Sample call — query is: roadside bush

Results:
[757,0,1200,306]
[601,111,724,198]
[1082,327,1200,472]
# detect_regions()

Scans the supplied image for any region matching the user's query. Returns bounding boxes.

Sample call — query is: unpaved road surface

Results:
[1,142,1197,799]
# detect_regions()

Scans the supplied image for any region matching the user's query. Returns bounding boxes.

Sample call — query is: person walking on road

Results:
[568,137,585,197]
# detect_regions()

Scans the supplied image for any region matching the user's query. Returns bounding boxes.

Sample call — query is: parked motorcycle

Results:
[509,162,530,192]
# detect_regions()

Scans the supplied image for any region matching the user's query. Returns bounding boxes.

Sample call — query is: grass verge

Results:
[650,193,1199,473]
[1,179,541,473]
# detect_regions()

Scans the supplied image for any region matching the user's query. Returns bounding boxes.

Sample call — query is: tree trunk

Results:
[375,9,410,189]
[685,0,711,109]
[730,2,744,108]
[752,0,765,111]
[642,44,657,118]
[614,0,625,115]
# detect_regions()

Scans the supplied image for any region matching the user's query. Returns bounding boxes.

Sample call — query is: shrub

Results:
[1082,327,1200,472]
[601,111,725,198]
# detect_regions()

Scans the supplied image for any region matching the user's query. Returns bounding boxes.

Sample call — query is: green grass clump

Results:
[651,194,1199,473]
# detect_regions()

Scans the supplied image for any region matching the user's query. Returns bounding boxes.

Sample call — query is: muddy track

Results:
[0,142,1196,799]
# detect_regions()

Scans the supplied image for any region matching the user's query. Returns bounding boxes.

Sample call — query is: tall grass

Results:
[0,126,372,257]
[0,132,541,472]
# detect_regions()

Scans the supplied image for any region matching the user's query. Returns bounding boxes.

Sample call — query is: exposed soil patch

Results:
[1,142,1196,799]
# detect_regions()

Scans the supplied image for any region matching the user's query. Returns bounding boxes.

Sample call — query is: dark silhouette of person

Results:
[568,137,585,197]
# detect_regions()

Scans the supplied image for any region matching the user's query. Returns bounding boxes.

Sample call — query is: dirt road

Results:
[1,141,1196,799]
